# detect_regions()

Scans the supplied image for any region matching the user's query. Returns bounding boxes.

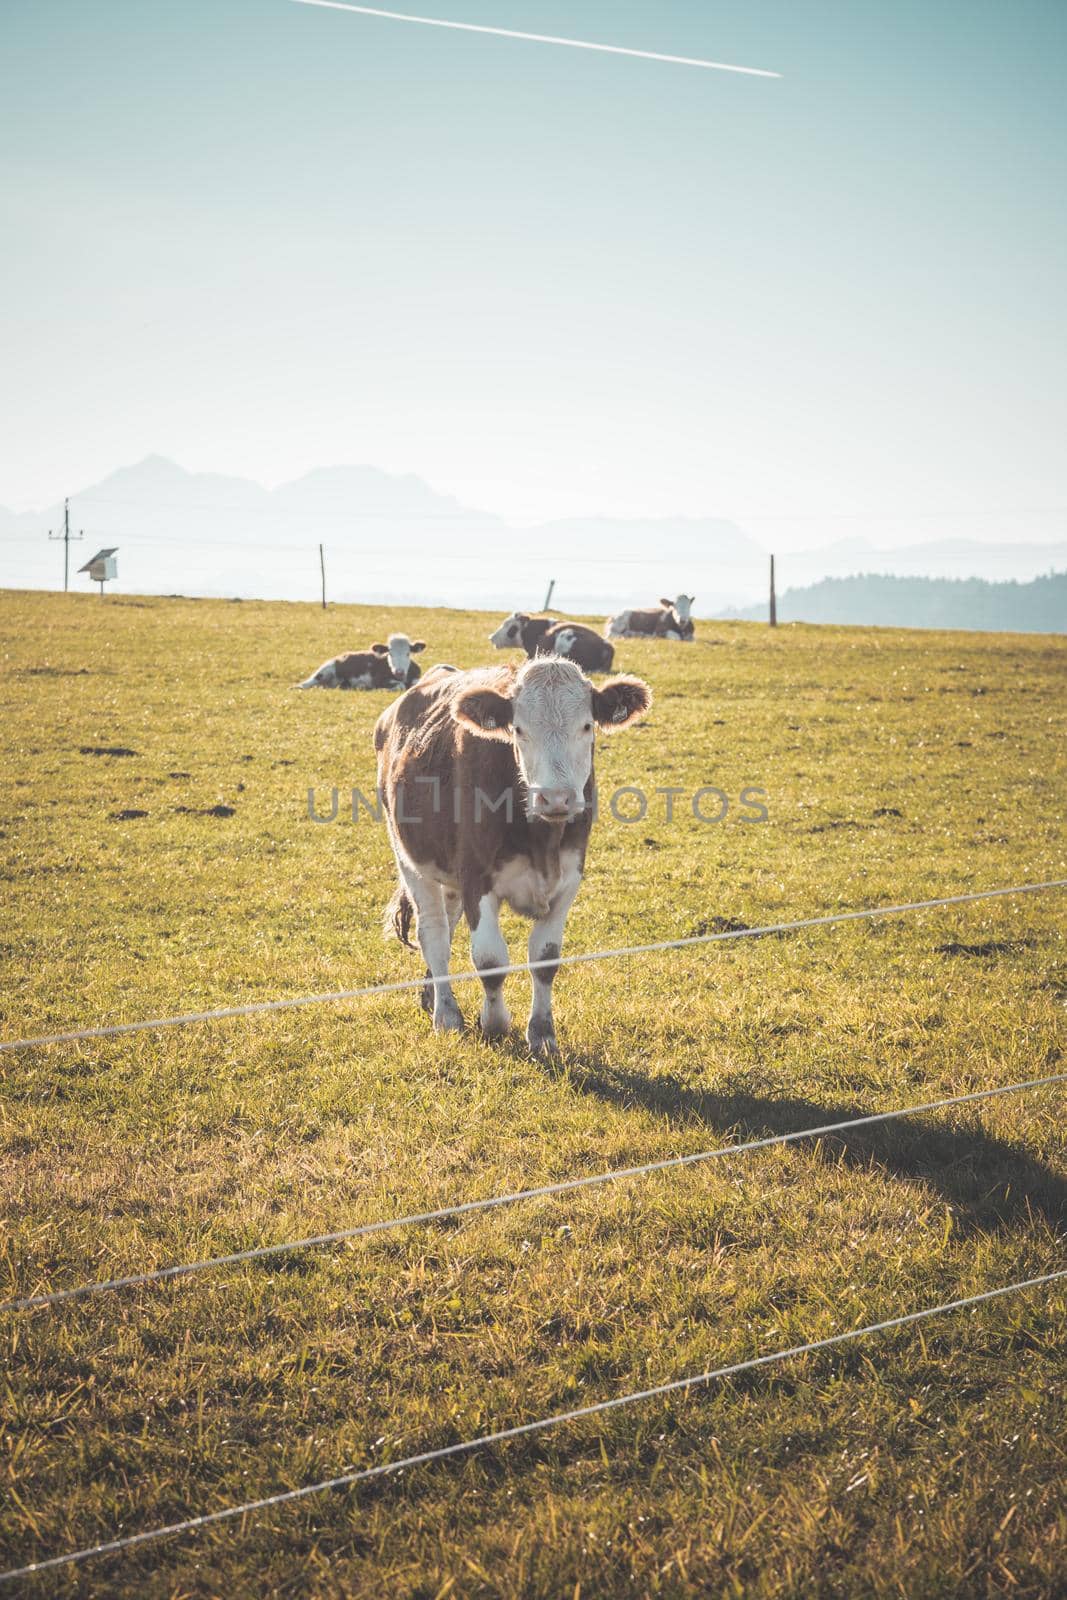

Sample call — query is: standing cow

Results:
[375,657,651,1053]
[489,612,615,673]
[606,595,695,640]
[297,634,425,690]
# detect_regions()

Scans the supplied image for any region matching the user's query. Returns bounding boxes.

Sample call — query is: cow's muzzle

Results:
[529,788,584,822]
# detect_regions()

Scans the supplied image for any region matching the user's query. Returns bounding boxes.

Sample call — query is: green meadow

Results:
[1,588,1065,1598]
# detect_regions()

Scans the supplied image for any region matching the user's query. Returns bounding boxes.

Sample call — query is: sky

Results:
[2,0,1066,549]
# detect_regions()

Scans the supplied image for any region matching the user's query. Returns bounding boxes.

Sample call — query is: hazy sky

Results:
[3,0,1066,545]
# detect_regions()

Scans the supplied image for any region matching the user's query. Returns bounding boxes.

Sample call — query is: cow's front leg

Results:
[526,863,582,1056]
[470,893,512,1037]
[403,866,464,1032]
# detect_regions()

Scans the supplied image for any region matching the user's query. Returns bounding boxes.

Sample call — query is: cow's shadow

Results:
[511,1044,1066,1237]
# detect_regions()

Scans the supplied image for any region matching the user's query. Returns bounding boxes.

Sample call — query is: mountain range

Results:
[3,456,1065,618]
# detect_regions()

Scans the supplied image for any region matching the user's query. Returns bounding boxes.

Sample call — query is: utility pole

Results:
[319,543,327,609]
[48,499,83,592]
[769,553,777,627]
[542,578,556,612]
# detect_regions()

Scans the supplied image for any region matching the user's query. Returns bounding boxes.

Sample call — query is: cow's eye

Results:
[582,722,593,733]
[515,725,526,738]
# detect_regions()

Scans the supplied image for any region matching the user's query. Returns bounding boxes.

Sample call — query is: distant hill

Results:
[0,456,756,612]
[781,536,1067,588]
[723,571,1067,633]
[3,456,1066,612]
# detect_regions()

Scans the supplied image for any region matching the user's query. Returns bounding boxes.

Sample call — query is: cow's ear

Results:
[453,688,514,741]
[659,597,674,609]
[593,675,652,731]
[410,640,426,653]
[370,642,389,654]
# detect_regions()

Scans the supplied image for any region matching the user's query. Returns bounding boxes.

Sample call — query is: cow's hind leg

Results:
[526,863,582,1056]
[401,865,464,1032]
[421,890,462,1014]
[470,892,512,1037]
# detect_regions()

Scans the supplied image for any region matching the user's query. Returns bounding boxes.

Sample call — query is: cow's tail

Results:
[385,880,416,948]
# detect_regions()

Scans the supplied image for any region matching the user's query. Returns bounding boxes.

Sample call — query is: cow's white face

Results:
[488,613,526,649]
[511,662,597,820]
[386,634,424,681]
[454,658,652,823]
[674,594,694,623]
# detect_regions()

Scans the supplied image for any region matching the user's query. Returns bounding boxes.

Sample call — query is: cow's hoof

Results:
[479,1007,513,1039]
[526,1022,558,1058]
[433,1006,465,1034]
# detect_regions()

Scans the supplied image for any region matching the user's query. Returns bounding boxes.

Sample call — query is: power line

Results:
[6,527,1066,590]
[4,1070,1062,1315]
[61,491,1067,522]
[3,879,1064,1056]
[291,1,782,78]
[7,527,785,566]
[3,1267,1062,1583]
[46,498,84,591]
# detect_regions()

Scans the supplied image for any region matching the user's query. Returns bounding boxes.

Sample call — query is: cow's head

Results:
[488,612,529,650]
[385,633,425,681]
[660,594,695,624]
[453,658,651,823]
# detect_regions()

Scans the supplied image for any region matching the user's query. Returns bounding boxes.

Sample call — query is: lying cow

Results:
[375,657,651,1053]
[489,612,615,673]
[606,595,695,640]
[297,634,425,690]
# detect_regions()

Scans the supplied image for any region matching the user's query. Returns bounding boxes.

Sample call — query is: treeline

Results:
[725,571,1066,633]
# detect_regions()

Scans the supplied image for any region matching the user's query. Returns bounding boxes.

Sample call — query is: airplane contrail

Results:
[290,0,781,78]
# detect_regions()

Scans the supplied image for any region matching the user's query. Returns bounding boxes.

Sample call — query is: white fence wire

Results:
[290,1,783,77]
[3,1268,1063,1584]
[4,1070,1064,1314]
[4,876,1064,1579]
[4,878,1064,1054]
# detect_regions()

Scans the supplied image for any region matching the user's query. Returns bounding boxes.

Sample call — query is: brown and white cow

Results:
[297,634,426,690]
[606,595,695,640]
[488,613,554,655]
[375,657,651,1053]
[489,612,615,673]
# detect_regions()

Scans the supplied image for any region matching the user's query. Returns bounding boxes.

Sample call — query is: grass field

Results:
[1,587,1065,1598]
